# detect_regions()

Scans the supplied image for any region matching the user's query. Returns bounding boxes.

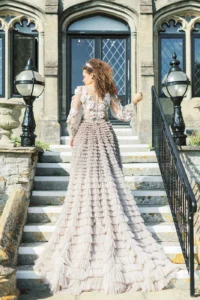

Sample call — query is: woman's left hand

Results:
[132,92,143,105]
[69,137,74,148]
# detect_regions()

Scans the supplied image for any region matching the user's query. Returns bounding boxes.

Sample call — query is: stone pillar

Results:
[0,147,42,216]
[137,0,154,144]
[0,147,42,298]
[40,0,60,144]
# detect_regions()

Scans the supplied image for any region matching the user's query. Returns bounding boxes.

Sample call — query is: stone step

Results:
[111,127,133,136]
[40,151,157,163]
[61,135,139,145]
[22,222,178,243]
[35,163,161,176]
[30,190,168,206]
[49,144,150,153]
[27,205,173,224]
[33,175,164,191]
[18,241,197,266]
[16,264,200,291]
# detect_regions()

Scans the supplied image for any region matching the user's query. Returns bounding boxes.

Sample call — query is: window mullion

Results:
[185,28,192,100]
[5,27,9,99]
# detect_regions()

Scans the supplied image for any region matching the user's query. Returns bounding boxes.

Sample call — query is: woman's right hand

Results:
[132,92,143,105]
[69,137,74,148]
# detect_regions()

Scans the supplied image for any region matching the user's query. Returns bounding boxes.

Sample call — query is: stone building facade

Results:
[0,0,200,144]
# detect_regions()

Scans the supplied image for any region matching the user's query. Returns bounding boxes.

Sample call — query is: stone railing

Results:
[0,188,27,299]
[179,146,200,263]
[0,147,43,217]
[0,147,43,299]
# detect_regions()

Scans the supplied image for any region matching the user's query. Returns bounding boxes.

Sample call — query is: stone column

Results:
[137,0,154,144]
[40,0,60,144]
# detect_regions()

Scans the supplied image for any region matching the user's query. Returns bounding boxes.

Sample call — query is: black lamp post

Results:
[162,52,191,146]
[14,58,45,147]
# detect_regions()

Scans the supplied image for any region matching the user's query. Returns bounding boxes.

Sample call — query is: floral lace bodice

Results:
[66,85,135,138]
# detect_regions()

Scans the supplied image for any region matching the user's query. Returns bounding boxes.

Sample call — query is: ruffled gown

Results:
[33,85,180,295]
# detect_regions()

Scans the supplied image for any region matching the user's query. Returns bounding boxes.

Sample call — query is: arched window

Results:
[158,20,185,96]
[66,14,131,122]
[0,14,39,99]
[192,22,200,97]
[11,18,38,97]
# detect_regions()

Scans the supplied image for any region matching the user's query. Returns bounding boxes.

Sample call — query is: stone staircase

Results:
[16,127,199,296]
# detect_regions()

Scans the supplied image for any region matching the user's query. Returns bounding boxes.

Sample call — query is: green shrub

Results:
[149,143,153,151]
[11,136,21,146]
[11,136,50,151]
[188,131,200,146]
[35,140,50,151]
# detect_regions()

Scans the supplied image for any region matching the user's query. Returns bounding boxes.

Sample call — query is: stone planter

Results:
[0,99,25,147]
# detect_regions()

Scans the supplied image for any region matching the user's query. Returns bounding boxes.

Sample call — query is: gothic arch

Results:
[0,0,44,99]
[59,1,138,128]
[153,1,200,99]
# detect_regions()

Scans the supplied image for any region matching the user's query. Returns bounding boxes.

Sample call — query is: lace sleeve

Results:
[66,86,83,138]
[110,94,135,122]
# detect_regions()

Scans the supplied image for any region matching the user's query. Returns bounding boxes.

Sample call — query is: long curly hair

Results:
[82,58,117,99]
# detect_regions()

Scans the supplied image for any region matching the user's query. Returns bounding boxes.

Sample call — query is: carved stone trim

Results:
[140,0,152,14]
[45,0,58,14]
[141,61,154,76]
[45,67,58,76]
[155,15,187,33]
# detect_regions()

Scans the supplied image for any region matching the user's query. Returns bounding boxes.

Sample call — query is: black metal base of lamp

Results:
[21,96,37,147]
[171,96,187,146]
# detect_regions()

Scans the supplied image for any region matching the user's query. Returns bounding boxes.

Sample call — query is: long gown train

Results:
[33,85,180,295]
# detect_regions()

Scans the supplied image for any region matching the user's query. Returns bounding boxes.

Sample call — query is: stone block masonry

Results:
[0,147,43,218]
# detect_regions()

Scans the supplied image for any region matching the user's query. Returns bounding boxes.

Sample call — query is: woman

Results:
[33,58,180,295]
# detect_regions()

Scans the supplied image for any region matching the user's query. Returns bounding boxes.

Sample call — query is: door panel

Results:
[102,38,127,122]
[71,38,95,92]
[69,36,129,124]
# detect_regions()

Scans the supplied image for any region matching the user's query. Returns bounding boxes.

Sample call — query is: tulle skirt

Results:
[33,119,180,295]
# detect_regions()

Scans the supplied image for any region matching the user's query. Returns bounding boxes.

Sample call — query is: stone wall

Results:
[0,147,42,218]
[2,0,200,144]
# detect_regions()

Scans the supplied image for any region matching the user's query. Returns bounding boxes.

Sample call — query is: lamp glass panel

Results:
[15,83,33,96]
[162,86,171,97]
[34,72,44,83]
[167,71,187,83]
[16,70,34,81]
[32,84,44,96]
[162,74,171,97]
[167,83,187,97]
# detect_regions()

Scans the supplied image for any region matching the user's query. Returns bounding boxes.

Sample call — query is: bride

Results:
[33,58,180,295]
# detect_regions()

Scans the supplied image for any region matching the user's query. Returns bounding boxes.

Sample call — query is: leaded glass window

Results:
[158,20,185,96]
[102,38,126,95]
[192,23,200,97]
[11,18,38,96]
[71,38,95,92]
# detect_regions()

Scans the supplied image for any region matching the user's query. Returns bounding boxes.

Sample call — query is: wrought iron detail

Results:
[152,86,197,297]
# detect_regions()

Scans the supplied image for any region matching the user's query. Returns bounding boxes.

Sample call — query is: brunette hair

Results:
[82,58,117,99]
